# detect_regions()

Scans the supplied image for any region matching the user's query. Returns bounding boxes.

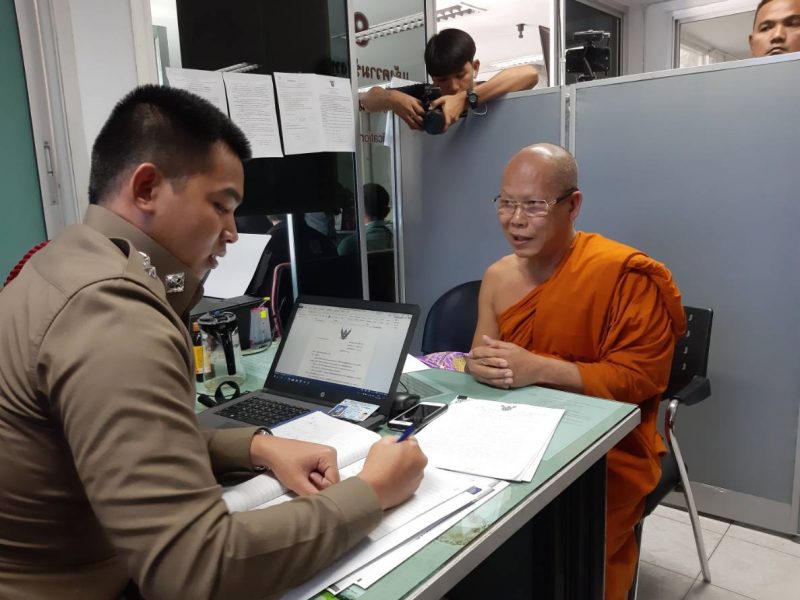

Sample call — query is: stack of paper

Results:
[283,471,499,600]
[416,397,564,482]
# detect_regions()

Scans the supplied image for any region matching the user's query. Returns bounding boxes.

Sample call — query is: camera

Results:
[396,83,447,135]
[565,30,611,82]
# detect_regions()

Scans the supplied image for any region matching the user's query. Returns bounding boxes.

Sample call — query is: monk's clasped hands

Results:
[467,335,539,389]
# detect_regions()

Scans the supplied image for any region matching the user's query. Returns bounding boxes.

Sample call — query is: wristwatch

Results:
[253,427,273,472]
[466,88,480,110]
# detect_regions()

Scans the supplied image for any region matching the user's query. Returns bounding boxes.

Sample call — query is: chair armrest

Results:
[671,375,711,406]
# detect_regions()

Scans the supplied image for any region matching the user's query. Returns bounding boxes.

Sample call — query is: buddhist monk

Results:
[466,143,686,599]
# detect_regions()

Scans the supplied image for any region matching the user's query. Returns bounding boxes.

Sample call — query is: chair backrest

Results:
[367,249,395,302]
[665,306,713,399]
[421,280,482,355]
[270,262,293,337]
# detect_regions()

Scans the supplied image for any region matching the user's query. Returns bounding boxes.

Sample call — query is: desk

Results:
[197,353,639,599]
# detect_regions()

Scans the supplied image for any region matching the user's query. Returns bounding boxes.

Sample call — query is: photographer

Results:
[360,28,538,134]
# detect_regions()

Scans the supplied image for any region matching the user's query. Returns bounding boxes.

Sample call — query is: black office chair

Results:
[420,280,481,354]
[629,306,714,598]
[367,249,396,302]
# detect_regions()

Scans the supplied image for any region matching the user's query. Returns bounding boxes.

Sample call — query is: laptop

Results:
[198,295,419,431]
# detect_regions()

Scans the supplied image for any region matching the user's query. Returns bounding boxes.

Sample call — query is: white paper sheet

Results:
[274,73,356,154]
[402,355,428,374]
[383,77,418,147]
[416,398,564,482]
[165,67,228,115]
[335,481,510,591]
[318,76,357,152]
[202,233,270,299]
[282,471,495,600]
[222,72,283,158]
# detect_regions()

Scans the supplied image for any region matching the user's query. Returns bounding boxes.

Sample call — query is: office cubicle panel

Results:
[398,88,563,353]
[571,55,800,533]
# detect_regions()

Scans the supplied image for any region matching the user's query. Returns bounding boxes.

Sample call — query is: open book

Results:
[222,412,380,513]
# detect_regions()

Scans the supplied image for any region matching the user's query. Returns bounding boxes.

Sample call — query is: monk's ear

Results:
[566,191,583,223]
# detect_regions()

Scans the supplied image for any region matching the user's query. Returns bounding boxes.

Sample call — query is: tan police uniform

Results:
[0,205,381,599]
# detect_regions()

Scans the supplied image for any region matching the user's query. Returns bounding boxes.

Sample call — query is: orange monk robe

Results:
[498,231,686,600]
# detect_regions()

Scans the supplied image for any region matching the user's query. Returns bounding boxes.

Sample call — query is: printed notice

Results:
[273,73,356,154]
[165,68,228,116]
[222,72,283,158]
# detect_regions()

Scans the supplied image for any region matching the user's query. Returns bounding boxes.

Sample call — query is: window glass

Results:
[678,11,756,68]
[565,0,621,84]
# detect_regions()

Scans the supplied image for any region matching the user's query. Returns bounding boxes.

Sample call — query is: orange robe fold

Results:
[498,232,686,600]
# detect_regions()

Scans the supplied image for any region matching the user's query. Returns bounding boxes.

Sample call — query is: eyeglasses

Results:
[493,188,578,218]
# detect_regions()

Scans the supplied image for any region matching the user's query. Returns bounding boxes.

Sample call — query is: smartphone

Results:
[387,402,447,431]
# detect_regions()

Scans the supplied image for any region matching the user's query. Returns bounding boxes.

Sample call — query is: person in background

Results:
[466,144,685,599]
[749,0,800,56]
[0,85,427,599]
[338,183,394,255]
[360,28,539,134]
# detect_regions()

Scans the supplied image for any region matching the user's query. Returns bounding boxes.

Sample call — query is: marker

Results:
[397,424,416,442]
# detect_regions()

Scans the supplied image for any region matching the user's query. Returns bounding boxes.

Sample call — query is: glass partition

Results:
[151,0,364,312]
[677,11,756,68]
[353,0,429,301]
[431,0,553,87]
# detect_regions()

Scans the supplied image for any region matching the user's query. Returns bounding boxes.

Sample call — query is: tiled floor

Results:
[637,505,800,599]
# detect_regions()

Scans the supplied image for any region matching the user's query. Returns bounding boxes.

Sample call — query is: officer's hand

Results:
[251,435,340,496]
[357,436,427,509]
[388,90,425,130]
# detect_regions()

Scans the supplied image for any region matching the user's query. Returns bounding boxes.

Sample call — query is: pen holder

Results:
[198,311,246,391]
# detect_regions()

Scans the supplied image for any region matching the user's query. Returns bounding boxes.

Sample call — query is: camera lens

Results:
[423,108,446,135]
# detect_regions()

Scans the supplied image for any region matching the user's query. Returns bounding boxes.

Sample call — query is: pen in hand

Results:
[397,424,416,442]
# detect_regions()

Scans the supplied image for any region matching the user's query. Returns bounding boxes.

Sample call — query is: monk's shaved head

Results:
[504,143,578,196]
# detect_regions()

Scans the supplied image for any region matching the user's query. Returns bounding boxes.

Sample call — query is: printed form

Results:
[273,72,356,154]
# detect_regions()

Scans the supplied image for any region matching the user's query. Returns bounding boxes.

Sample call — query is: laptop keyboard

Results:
[399,374,442,399]
[216,396,310,427]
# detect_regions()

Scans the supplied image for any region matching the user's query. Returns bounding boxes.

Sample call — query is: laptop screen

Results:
[266,298,418,411]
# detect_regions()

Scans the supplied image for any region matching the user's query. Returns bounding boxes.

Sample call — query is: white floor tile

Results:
[636,561,695,600]
[706,535,800,600]
[640,514,723,578]
[653,504,731,535]
[725,524,800,558]
[685,580,755,599]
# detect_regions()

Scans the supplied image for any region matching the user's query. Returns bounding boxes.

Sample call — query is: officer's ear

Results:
[129,163,164,215]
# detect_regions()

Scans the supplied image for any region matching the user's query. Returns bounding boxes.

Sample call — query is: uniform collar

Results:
[83,205,204,318]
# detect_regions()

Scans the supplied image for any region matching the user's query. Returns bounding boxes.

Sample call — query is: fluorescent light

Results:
[355,3,487,43]
[489,54,544,70]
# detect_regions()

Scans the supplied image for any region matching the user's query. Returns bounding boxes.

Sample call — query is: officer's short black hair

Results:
[424,28,477,77]
[363,183,390,221]
[89,85,251,205]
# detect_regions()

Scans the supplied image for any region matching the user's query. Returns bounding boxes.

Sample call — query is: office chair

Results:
[420,280,481,354]
[270,262,292,338]
[367,249,396,302]
[629,306,714,599]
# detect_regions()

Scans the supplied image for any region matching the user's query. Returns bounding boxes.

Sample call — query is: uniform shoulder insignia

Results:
[164,272,185,294]
[138,252,158,279]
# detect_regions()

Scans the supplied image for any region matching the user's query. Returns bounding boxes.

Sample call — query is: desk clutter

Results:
[221,398,563,598]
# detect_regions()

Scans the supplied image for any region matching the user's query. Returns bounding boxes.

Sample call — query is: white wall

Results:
[69,0,139,161]
[46,0,147,217]
[150,0,182,67]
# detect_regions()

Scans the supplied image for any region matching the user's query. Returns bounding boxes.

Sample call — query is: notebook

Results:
[197,295,419,431]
